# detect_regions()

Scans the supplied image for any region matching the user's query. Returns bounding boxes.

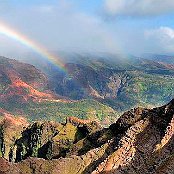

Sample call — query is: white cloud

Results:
[0,1,121,56]
[145,27,174,52]
[104,0,174,16]
[1,0,173,57]
[145,27,174,39]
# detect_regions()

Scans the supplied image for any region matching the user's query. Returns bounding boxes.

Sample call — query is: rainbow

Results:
[0,21,66,71]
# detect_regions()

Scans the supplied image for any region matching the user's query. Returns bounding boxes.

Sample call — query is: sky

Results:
[1,0,174,57]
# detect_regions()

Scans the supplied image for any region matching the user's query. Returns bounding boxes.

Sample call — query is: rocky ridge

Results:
[0,99,174,173]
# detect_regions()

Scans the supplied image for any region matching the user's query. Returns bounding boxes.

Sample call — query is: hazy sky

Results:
[1,0,174,57]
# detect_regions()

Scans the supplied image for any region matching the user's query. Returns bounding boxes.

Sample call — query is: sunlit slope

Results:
[0,56,117,124]
[0,99,116,124]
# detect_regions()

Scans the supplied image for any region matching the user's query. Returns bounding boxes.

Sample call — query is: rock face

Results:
[0,100,174,173]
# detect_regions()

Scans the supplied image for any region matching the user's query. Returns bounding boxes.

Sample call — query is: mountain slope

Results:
[142,53,174,65]
[36,53,174,111]
[14,53,174,112]
[0,99,174,173]
[0,56,117,124]
[0,56,54,102]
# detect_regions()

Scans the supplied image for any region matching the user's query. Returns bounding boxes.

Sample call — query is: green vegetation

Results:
[1,55,174,124]
[111,71,174,111]
[0,99,117,123]
[55,56,174,112]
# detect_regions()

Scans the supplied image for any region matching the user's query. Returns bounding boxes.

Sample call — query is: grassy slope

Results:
[0,99,117,124]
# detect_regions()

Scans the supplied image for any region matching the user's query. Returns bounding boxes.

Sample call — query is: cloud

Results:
[1,0,173,58]
[145,27,174,52]
[145,27,174,40]
[0,0,121,57]
[104,0,174,17]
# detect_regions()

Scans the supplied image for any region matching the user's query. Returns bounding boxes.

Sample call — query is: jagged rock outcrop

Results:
[0,100,174,173]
